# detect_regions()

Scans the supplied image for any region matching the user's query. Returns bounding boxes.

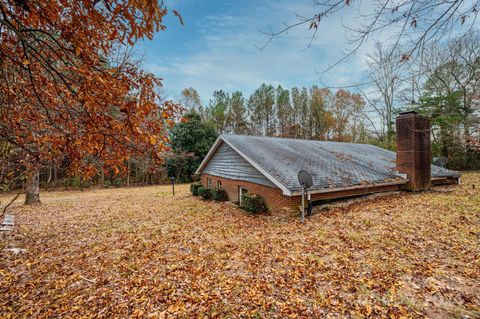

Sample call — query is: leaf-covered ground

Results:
[1,173,479,318]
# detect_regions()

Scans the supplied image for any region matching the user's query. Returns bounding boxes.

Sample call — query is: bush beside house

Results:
[197,186,212,200]
[211,187,228,201]
[192,182,266,214]
[241,193,268,214]
[190,182,202,196]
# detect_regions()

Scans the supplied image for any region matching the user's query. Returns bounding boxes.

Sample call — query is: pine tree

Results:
[310,86,328,140]
[275,85,292,137]
[207,90,230,133]
[228,91,249,134]
[247,84,276,136]
[290,87,301,138]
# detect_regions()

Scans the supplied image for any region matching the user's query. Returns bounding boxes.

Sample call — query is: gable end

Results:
[200,141,277,188]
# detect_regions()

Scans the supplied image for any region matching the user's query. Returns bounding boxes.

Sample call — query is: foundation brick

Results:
[201,173,403,212]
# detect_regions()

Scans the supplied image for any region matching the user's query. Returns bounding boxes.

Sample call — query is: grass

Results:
[0,173,479,318]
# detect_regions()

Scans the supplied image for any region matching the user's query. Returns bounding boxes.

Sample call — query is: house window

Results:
[217,180,222,187]
[207,178,211,188]
[239,187,248,205]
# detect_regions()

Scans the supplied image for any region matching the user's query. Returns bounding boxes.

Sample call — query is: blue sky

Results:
[136,0,383,103]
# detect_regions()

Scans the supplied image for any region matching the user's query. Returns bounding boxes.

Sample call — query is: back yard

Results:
[1,173,479,318]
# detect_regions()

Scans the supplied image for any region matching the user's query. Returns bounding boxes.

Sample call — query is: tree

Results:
[275,85,292,137]
[331,89,365,142]
[410,31,480,169]
[299,87,310,139]
[247,84,276,136]
[0,0,182,203]
[264,1,479,71]
[417,93,462,150]
[290,87,302,138]
[168,111,217,181]
[365,42,403,149]
[227,91,249,134]
[422,32,480,139]
[207,90,230,134]
[309,86,331,140]
[180,88,202,110]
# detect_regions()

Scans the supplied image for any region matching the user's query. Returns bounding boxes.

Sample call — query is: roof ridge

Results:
[220,134,369,145]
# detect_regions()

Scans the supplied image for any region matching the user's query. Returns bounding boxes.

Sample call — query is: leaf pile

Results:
[1,173,479,318]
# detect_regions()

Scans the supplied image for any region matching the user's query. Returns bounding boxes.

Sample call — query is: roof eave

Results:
[289,180,408,196]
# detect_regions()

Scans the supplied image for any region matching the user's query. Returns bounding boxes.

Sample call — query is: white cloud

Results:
[145,0,383,103]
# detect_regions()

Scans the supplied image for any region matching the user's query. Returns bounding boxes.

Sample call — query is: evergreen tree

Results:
[207,90,230,133]
[228,91,249,134]
[310,86,327,140]
[299,87,310,138]
[290,87,302,138]
[247,84,276,136]
[168,111,217,181]
[276,85,292,137]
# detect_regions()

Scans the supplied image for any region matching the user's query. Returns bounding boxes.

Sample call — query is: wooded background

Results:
[170,32,479,180]
[0,1,478,197]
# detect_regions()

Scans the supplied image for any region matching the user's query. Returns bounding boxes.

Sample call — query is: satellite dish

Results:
[298,170,313,189]
[433,156,448,168]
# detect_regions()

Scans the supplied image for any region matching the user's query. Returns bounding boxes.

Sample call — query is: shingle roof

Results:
[197,134,460,194]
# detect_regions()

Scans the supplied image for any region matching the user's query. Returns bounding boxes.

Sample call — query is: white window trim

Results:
[239,187,248,205]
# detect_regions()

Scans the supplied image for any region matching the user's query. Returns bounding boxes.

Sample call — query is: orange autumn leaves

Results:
[1,174,479,318]
[0,0,183,177]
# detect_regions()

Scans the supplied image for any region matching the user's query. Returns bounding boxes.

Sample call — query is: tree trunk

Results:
[45,166,51,191]
[100,168,104,187]
[53,166,57,188]
[25,170,41,205]
[463,91,471,139]
[126,159,130,187]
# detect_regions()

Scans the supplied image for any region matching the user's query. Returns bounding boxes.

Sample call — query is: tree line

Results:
[169,31,479,179]
[183,86,367,143]
[1,0,478,204]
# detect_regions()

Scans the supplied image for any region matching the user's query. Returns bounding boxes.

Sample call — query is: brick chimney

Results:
[396,111,431,191]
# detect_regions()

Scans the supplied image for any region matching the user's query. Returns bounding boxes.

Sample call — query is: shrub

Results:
[103,180,111,188]
[71,176,81,189]
[113,178,123,188]
[211,187,228,201]
[190,182,202,196]
[197,186,212,200]
[241,193,268,214]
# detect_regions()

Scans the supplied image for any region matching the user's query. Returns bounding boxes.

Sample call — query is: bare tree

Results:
[365,42,403,148]
[180,88,202,110]
[263,1,480,71]
[421,31,480,138]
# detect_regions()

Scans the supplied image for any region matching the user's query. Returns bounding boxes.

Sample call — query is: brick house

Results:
[195,112,460,211]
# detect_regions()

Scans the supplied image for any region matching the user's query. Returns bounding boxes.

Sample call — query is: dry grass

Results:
[1,173,479,318]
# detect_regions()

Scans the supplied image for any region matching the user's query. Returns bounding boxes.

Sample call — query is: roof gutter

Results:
[289,180,407,196]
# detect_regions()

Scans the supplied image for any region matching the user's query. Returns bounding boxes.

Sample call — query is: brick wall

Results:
[201,173,404,212]
[396,111,431,191]
[200,173,295,211]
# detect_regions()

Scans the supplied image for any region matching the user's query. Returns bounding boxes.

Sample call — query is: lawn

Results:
[1,173,479,318]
